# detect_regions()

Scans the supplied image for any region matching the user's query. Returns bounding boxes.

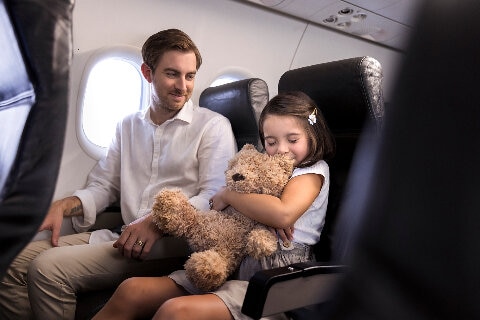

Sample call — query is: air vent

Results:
[338,7,353,15]
[323,15,337,23]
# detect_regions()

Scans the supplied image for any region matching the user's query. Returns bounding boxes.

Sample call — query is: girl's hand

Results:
[210,186,229,211]
[269,226,294,243]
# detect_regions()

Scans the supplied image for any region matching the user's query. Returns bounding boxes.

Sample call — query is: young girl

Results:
[92,91,335,320]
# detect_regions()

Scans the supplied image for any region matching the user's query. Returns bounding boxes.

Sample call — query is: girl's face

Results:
[263,114,309,166]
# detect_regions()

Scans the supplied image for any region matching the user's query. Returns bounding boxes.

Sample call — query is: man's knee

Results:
[27,247,68,287]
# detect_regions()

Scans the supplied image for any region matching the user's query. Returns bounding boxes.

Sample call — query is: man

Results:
[0,29,236,319]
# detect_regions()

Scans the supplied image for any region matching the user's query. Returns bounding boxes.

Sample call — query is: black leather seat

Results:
[199,78,269,151]
[278,57,384,263]
[0,0,73,277]
[242,56,385,319]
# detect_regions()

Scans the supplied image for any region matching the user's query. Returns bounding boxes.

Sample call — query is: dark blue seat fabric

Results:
[199,78,269,151]
[0,0,73,277]
[278,56,384,262]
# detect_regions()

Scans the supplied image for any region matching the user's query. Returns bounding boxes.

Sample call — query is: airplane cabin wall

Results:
[55,0,404,202]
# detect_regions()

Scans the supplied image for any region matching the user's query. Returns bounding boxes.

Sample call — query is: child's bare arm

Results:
[213,173,323,228]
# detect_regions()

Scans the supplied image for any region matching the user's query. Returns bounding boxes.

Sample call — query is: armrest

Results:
[89,206,123,231]
[241,262,346,319]
[32,207,123,241]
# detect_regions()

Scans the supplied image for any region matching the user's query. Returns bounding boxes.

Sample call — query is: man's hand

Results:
[39,196,82,247]
[113,213,162,260]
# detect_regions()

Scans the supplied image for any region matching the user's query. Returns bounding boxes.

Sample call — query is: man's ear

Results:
[141,62,153,83]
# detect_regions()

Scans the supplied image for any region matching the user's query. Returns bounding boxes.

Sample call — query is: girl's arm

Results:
[211,173,323,229]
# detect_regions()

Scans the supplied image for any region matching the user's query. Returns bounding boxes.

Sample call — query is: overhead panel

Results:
[242,0,418,51]
[260,0,337,19]
[310,2,411,49]
[348,0,421,26]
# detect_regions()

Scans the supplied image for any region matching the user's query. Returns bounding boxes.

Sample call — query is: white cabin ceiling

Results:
[242,0,422,51]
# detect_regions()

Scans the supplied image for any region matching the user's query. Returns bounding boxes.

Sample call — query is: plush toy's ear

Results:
[241,144,256,152]
[228,144,255,166]
[230,144,261,168]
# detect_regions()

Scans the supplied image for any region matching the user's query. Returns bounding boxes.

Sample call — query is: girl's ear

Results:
[141,63,153,83]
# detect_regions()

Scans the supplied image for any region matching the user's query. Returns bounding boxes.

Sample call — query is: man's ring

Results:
[209,199,213,209]
[135,240,145,247]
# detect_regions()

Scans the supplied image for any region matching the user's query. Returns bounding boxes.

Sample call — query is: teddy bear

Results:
[151,144,294,292]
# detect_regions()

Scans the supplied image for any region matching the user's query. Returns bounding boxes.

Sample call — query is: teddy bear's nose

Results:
[232,173,245,181]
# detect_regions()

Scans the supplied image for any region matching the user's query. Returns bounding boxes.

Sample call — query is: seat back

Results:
[199,78,269,151]
[0,0,73,277]
[278,57,384,262]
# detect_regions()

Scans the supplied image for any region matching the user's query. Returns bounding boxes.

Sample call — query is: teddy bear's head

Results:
[225,144,294,197]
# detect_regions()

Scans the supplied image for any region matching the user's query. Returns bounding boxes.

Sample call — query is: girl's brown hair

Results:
[258,91,335,167]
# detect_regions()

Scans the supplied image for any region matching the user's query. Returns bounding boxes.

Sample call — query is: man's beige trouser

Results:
[0,232,189,319]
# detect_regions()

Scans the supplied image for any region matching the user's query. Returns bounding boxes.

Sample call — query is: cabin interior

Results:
[2,0,480,319]
[23,0,413,239]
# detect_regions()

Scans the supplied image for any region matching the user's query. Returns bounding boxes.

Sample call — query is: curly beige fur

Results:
[151,144,294,292]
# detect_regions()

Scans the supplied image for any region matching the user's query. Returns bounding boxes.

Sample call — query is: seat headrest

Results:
[200,78,269,150]
[279,56,384,135]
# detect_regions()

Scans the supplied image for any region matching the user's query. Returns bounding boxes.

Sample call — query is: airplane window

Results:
[209,68,252,87]
[210,75,243,87]
[78,46,148,159]
[82,59,142,147]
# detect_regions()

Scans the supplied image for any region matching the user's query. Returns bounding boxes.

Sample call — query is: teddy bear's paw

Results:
[152,189,197,236]
[246,228,278,259]
[185,250,229,292]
